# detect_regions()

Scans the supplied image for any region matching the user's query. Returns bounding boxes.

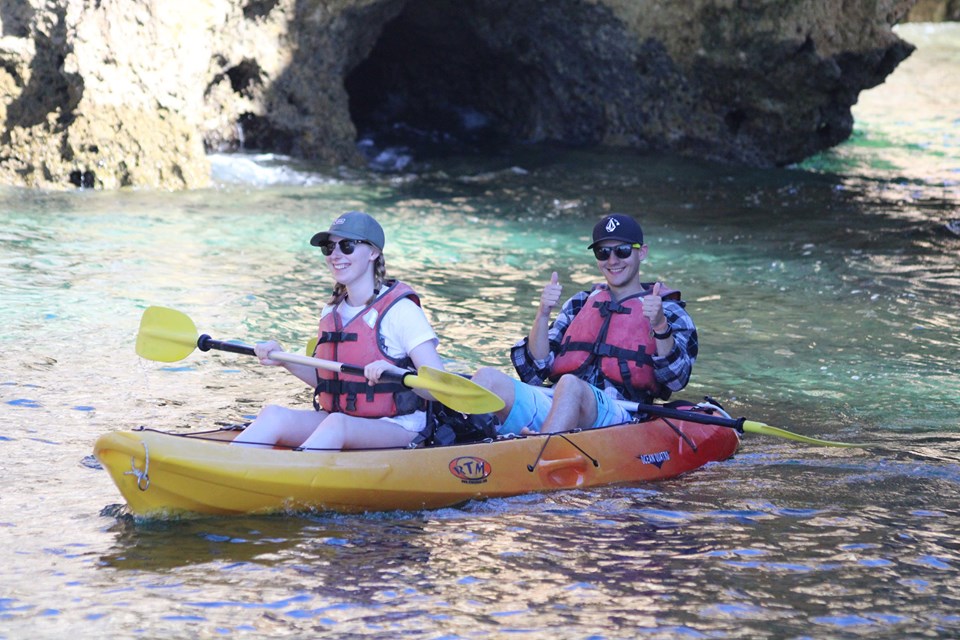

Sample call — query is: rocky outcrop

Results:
[907,0,960,20]
[1,1,214,189]
[0,0,917,190]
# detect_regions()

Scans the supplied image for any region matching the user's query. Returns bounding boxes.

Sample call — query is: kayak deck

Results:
[94,414,740,516]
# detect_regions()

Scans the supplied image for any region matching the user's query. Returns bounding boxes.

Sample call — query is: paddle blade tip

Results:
[135,306,200,362]
[741,420,862,448]
[416,366,506,414]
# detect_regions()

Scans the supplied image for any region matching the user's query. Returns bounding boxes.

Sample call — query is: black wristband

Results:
[652,324,673,340]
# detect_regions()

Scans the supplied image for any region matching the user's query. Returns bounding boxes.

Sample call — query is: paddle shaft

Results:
[537,385,858,447]
[623,400,745,431]
[613,396,860,447]
[197,334,409,385]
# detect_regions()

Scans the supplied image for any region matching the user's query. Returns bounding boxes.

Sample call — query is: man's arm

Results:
[511,289,588,385]
[652,301,698,392]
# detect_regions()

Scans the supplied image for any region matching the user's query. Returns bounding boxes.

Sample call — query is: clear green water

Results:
[1,24,958,639]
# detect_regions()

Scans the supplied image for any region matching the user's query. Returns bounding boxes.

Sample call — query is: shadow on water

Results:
[97,506,433,573]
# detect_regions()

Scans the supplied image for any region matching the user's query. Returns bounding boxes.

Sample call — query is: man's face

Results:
[593,241,647,287]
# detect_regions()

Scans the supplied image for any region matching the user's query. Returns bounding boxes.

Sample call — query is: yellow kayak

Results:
[94,414,740,517]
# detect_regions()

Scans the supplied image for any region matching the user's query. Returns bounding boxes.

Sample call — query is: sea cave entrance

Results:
[343,0,636,158]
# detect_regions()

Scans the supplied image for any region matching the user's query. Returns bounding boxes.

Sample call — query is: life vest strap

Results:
[318,330,357,344]
[564,339,655,368]
[557,338,596,356]
[594,299,633,317]
[314,378,419,415]
[316,378,407,397]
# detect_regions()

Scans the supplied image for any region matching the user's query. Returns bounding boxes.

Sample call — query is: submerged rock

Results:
[0,0,917,190]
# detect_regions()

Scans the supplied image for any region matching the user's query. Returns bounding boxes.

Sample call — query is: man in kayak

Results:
[473,213,698,434]
[233,211,445,450]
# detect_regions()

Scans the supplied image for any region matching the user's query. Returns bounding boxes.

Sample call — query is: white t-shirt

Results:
[322,296,438,432]
[333,297,438,360]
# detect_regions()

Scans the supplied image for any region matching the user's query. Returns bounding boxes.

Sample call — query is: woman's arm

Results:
[363,339,442,401]
[254,340,317,386]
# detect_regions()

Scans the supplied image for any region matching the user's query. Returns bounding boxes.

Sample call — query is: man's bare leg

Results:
[540,374,598,433]
[471,367,518,424]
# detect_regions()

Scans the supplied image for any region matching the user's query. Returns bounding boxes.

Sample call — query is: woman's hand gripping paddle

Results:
[136,306,505,414]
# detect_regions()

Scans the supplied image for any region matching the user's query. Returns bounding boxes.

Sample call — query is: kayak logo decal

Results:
[638,450,670,469]
[449,456,490,484]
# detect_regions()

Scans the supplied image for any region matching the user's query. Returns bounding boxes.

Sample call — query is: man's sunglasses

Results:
[593,243,640,261]
[319,239,369,256]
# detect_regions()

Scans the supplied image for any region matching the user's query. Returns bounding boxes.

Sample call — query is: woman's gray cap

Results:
[310,211,385,251]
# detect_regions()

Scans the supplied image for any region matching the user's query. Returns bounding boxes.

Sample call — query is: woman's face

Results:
[324,235,380,286]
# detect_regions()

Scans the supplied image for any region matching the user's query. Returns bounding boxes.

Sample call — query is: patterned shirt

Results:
[509,283,698,402]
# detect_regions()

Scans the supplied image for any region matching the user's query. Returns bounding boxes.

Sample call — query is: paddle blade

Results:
[135,306,200,362]
[742,421,861,448]
[409,366,505,414]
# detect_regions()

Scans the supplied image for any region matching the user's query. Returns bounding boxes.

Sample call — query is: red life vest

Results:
[313,280,424,417]
[550,283,681,401]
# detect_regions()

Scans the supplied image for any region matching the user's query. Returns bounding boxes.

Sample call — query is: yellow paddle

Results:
[536,386,861,447]
[136,306,505,414]
[616,398,861,448]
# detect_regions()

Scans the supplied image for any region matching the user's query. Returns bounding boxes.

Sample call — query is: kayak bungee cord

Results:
[525,432,601,472]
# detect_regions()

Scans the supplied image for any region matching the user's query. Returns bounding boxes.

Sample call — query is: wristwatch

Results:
[652,324,673,340]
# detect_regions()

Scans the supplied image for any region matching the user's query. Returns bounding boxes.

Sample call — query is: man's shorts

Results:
[497,379,633,435]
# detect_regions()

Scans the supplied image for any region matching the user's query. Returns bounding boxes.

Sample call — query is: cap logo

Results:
[604,218,620,233]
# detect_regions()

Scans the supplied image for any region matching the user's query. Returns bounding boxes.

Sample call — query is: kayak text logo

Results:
[638,450,670,469]
[449,456,491,483]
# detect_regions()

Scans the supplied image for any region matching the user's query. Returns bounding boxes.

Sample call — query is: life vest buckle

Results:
[595,300,631,317]
[318,331,357,344]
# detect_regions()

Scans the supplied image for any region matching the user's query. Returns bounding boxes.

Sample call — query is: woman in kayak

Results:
[233,211,444,450]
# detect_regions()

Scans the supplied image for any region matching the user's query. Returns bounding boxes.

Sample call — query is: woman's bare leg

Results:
[232,404,328,448]
[299,413,418,450]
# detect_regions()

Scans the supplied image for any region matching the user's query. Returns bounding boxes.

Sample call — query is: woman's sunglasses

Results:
[319,239,369,256]
[593,243,639,261]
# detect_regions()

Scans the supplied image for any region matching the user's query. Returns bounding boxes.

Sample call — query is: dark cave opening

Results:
[344,2,534,158]
[339,0,684,168]
[341,0,665,166]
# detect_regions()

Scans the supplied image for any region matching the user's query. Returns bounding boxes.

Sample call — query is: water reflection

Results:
[98,511,335,571]
[92,451,960,636]
[801,24,960,193]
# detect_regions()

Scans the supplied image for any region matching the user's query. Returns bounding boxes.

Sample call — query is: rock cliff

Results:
[0,0,917,190]
[907,0,960,20]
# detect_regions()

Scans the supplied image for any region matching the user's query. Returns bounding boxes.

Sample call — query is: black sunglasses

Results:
[319,239,369,256]
[593,243,639,261]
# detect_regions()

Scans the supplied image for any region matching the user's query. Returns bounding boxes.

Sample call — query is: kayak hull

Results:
[94,416,740,516]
